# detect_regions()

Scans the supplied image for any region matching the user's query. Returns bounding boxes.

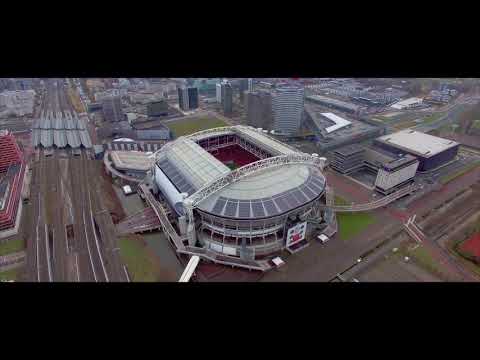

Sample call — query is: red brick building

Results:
[0,130,25,231]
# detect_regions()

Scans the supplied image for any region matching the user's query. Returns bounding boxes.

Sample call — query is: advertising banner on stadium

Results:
[286,221,307,247]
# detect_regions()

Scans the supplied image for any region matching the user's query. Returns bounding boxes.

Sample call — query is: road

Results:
[25,79,127,282]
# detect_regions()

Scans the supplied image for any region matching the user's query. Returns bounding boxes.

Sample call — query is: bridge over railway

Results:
[322,185,416,212]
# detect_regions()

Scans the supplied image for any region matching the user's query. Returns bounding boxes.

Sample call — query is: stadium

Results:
[146,125,328,260]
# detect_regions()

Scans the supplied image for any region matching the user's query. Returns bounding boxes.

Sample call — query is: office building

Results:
[330,145,365,174]
[245,90,273,129]
[102,96,124,122]
[221,81,233,115]
[178,87,187,110]
[248,78,254,92]
[272,86,305,135]
[147,100,169,117]
[178,87,199,111]
[216,83,222,103]
[238,79,249,103]
[188,87,198,110]
[374,155,419,195]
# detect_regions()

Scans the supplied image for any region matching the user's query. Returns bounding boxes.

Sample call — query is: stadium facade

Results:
[146,125,328,260]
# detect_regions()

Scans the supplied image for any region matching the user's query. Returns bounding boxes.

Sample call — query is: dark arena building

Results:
[147,125,328,261]
[375,129,459,172]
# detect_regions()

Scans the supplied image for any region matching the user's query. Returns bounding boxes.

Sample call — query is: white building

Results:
[272,86,305,135]
[321,112,352,133]
[216,83,222,103]
[390,97,423,110]
[374,155,419,195]
[248,78,254,92]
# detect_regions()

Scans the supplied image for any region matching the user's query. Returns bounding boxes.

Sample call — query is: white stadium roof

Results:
[235,126,297,155]
[376,129,459,158]
[161,138,230,189]
[321,112,352,133]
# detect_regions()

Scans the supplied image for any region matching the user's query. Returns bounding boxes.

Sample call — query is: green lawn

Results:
[422,112,445,124]
[226,162,239,170]
[0,267,20,281]
[337,212,377,241]
[118,236,160,282]
[334,195,350,206]
[335,194,376,241]
[396,243,446,278]
[167,116,228,137]
[0,238,25,256]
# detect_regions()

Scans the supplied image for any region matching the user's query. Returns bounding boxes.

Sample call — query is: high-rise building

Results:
[238,79,249,103]
[178,87,187,110]
[178,87,199,111]
[102,96,124,122]
[187,87,198,110]
[245,90,273,129]
[221,82,233,116]
[216,83,222,103]
[248,78,254,92]
[272,86,304,135]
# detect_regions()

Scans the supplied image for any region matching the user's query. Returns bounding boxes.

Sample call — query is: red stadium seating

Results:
[209,144,260,168]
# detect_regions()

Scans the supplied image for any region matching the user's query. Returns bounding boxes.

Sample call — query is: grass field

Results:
[396,243,447,279]
[0,267,20,281]
[334,195,376,241]
[118,236,161,282]
[167,116,228,137]
[0,238,25,256]
[226,162,239,170]
[422,112,445,125]
[393,120,418,130]
[334,195,350,206]
[337,212,377,241]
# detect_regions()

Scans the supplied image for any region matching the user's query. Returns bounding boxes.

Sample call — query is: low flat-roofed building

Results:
[110,150,154,178]
[306,94,361,113]
[330,144,365,174]
[375,129,459,171]
[390,97,423,110]
[304,103,381,151]
[374,154,419,195]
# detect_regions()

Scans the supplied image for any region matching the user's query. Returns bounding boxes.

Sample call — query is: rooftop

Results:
[376,130,459,158]
[157,137,230,189]
[321,112,352,133]
[383,154,418,171]
[196,165,326,219]
[110,151,154,172]
[390,97,423,109]
[306,94,360,112]
[335,144,365,157]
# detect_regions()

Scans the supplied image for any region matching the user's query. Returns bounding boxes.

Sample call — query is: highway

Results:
[25,79,127,282]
